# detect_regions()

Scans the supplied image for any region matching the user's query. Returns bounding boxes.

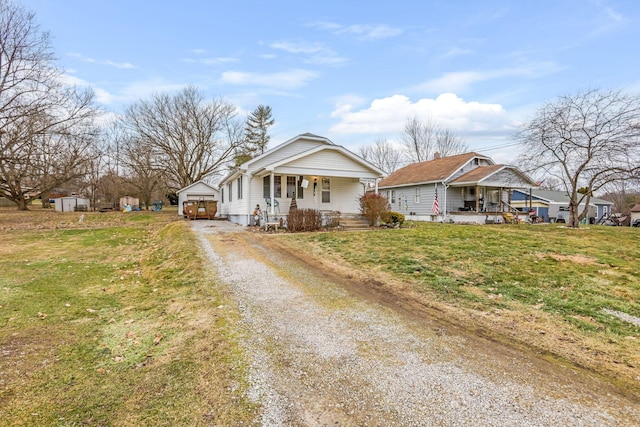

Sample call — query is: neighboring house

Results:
[378,152,537,224]
[218,133,386,226]
[176,181,220,217]
[628,204,640,226]
[54,196,90,212]
[511,189,613,223]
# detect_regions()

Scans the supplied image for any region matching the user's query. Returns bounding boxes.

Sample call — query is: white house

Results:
[176,180,220,216]
[378,152,537,224]
[217,133,386,226]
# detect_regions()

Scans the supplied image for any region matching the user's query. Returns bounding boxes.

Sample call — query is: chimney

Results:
[433,152,441,160]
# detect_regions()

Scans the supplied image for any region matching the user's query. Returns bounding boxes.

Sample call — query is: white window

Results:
[414,187,420,204]
[263,175,282,198]
[321,177,330,203]
[286,176,296,198]
[237,177,243,200]
[228,182,232,202]
[274,176,282,198]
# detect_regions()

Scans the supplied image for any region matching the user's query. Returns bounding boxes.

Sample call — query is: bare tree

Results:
[435,128,468,157]
[402,116,438,163]
[358,138,404,173]
[81,137,111,211]
[119,135,164,210]
[121,86,244,190]
[0,0,99,210]
[536,176,564,191]
[517,88,640,227]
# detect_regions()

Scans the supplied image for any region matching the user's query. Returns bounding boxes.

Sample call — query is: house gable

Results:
[177,180,217,194]
[242,134,333,174]
[263,146,384,179]
[451,166,537,188]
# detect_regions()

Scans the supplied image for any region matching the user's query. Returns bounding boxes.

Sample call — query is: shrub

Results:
[380,211,405,226]
[359,193,390,226]
[287,208,322,232]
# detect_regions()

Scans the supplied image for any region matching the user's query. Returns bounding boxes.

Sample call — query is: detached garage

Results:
[176,181,219,217]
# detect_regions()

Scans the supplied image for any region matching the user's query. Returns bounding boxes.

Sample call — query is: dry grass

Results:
[277,222,640,396]
[0,207,257,426]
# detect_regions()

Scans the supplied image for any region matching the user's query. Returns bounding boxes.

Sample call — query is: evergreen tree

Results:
[244,105,274,156]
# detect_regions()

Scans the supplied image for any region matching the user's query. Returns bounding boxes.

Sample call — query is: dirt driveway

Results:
[192,220,639,426]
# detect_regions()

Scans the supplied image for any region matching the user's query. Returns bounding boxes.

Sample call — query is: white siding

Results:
[482,169,532,188]
[246,139,326,173]
[280,150,377,178]
[177,182,218,216]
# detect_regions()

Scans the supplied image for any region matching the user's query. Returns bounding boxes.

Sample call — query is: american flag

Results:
[432,188,440,215]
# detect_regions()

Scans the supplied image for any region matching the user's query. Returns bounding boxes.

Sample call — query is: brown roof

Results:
[631,204,640,212]
[379,152,488,187]
[449,165,504,184]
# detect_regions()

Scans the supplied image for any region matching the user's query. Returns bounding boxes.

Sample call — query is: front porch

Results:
[448,210,522,224]
[251,210,368,231]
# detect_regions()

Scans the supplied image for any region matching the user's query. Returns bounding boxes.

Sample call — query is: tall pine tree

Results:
[244,105,274,155]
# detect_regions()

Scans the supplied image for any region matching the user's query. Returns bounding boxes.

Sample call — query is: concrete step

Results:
[339,216,370,231]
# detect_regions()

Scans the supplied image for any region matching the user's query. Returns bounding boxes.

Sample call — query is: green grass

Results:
[284,222,640,337]
[0,211,256,426]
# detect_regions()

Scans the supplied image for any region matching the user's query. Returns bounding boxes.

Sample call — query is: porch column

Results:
[269,172,275,215]
[475,185,479,212]
[375,178,379,194]
[443,182,448,220]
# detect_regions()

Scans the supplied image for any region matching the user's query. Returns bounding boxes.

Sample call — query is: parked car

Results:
[632,218,640,227]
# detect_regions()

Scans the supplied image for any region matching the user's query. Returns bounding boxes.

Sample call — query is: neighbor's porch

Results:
[447,185,522,224]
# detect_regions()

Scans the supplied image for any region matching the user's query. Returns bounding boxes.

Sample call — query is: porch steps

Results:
[339,216,370,231]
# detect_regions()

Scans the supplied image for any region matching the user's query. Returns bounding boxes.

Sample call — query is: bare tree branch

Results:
[517,88,640,227]
[120,86,243,190]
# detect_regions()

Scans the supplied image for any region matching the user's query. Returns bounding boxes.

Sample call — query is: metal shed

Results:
[54,197,90,212]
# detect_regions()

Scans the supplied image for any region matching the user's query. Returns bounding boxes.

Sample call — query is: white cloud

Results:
[68,52,135,69]
[329,93,516,140]
[268,40,347,65]
[220,69,319,90]
[341,23,404,40]
[308,21,403,41]
[414,63,564,93]
[119,79,187,101]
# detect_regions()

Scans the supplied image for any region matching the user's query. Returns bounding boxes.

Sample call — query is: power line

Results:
[474,142,521,152]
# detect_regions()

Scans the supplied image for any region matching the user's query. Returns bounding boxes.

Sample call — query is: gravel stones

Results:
[192,220,639,426]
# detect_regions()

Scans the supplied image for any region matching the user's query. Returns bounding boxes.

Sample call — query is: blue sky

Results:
[20,0,640,164]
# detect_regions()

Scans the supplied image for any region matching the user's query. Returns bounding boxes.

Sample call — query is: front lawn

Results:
[280,222,640,393]
[0,209,256,426]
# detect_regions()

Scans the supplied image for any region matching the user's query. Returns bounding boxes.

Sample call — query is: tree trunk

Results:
[16,198,29,211]
[41,192,51,209]
[568,201,580,228]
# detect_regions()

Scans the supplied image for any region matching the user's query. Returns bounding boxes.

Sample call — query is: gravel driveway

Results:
[192,220,639,426]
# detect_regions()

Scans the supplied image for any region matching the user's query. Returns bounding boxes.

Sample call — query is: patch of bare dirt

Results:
[537,252,599,265]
